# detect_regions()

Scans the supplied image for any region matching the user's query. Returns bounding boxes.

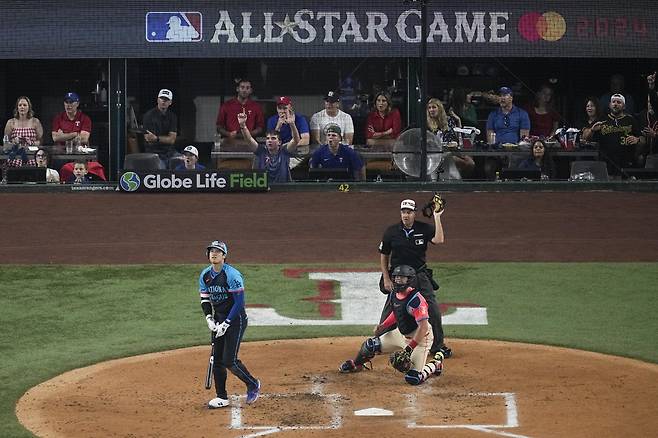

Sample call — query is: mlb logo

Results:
[146,12,202,42]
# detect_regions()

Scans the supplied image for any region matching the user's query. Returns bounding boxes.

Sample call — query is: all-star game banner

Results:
[1,0,656,58]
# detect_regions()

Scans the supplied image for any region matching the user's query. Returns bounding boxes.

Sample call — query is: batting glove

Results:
[205,315,217,332]
[215,321,230,338]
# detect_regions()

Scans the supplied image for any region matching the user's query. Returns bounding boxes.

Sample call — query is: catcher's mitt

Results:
[422,193,446,217]
[389,348,412,373]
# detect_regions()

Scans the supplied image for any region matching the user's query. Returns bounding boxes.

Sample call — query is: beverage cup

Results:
[65,140,73,154]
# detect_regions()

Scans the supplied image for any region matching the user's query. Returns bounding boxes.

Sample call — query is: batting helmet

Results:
[206,240,228,258]
[391,265,416,293]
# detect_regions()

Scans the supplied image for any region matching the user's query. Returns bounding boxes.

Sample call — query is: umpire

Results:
[378,195,452,360]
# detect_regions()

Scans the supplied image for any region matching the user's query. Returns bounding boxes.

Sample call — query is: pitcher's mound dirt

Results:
[17,338,658,438]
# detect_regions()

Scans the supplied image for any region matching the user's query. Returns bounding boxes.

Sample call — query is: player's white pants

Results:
[379,326,433,371]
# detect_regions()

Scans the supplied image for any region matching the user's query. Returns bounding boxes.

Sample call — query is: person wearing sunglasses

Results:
[34,148,60,183]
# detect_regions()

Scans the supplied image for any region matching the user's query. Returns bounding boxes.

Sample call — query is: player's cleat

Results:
[208,397,230,409]
[432,359,444,376]
[339,359,363,373]
[435,345,453,360]
[246,380,261,404]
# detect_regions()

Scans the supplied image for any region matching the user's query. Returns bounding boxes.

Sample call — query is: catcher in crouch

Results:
[339,265,443,385]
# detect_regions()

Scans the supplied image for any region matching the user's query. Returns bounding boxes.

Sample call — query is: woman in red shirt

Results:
[526,84,561,138]
[365,92,402,146]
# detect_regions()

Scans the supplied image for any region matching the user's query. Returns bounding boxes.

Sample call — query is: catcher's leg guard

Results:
[354,337,381,366]
[405,360,443,385]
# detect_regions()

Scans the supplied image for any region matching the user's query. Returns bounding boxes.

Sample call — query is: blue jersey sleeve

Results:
[225,265,245,323]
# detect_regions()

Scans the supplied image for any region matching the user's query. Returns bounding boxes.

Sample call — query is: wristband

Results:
[407,339,418,349]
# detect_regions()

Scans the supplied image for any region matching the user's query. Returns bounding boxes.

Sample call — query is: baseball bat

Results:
[204,341,214,390]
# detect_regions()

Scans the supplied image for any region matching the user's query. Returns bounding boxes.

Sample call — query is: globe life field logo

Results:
[518,11,566,42]
[120,172,141,192]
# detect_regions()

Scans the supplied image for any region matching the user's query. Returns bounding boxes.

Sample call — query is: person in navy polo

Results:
[309,124,364,180]
[486,86,531,145]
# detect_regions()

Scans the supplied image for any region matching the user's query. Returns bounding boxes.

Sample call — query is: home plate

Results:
[354,407,394,416]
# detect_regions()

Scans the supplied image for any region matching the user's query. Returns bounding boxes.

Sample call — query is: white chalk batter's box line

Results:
[229,389,531,438]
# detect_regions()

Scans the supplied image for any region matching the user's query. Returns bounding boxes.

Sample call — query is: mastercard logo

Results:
[518,11,566,41]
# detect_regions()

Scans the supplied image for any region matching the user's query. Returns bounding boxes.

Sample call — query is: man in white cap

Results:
[377,195,452,361]
[175,145,206,171]
[589,93,645,175]
[310,91,355,145]
[142,88,179,169]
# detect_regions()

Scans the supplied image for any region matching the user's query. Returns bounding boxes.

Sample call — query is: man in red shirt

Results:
[216,78,264,142]
[51,92,92,145]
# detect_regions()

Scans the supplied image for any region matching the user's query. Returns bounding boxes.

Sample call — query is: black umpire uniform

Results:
[378,199,448,356]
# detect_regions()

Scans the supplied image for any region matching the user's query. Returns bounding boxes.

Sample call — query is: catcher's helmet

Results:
[206,240,228,258]
[391,265,416,293]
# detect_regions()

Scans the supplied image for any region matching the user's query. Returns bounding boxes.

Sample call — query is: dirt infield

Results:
[17,338,658,438]
[7,191,658,437]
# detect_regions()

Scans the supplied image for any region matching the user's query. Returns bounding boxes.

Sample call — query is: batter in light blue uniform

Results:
[200,240,260,409]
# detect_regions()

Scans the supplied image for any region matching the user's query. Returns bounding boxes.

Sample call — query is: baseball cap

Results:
[158,89,173,100]
[183,145,199,157]
[324,90,340,102]
[207,240,228,256]
[400,199,416,211]
[611,93,626,105]
[498,86,513,96]
[277,96,292,106]
[64,92,80,103]
[325,123,342,136]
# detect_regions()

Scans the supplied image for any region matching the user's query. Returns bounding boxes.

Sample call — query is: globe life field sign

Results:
[119,170,268,192]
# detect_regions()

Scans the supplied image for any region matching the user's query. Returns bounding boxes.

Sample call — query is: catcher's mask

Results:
[391,265,416,293]
[206,240,228,258]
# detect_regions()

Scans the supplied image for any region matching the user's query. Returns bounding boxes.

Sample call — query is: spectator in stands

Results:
[518,139,556,180]
[66,160,92,184]
[4,144,35,168]
[588,94,644,175]
[310,124,364,180]
[34,148,60,183]
[239,108,300,183]
[175,145,206,171]
[486,87,531,145]
[51,92,91,146]
[365,92,401,147]
[310,91,354,145]
[580,97,604,141]
[600,73,635,116]
[484,87,530,179]
[142,88,179,169]
[427,98,474,180]
[216,78,264,142]
[448,88,478,129]
[642,72,658,156]
[648,72,658,114]
[4,96,43,146]
[267,96,309,146]
[525,84,560,138]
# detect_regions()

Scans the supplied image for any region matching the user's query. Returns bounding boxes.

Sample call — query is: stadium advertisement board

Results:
[118,170,268,193]
[1,0,656,58]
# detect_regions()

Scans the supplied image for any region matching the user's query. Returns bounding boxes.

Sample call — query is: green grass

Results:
[1,263,657,437]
